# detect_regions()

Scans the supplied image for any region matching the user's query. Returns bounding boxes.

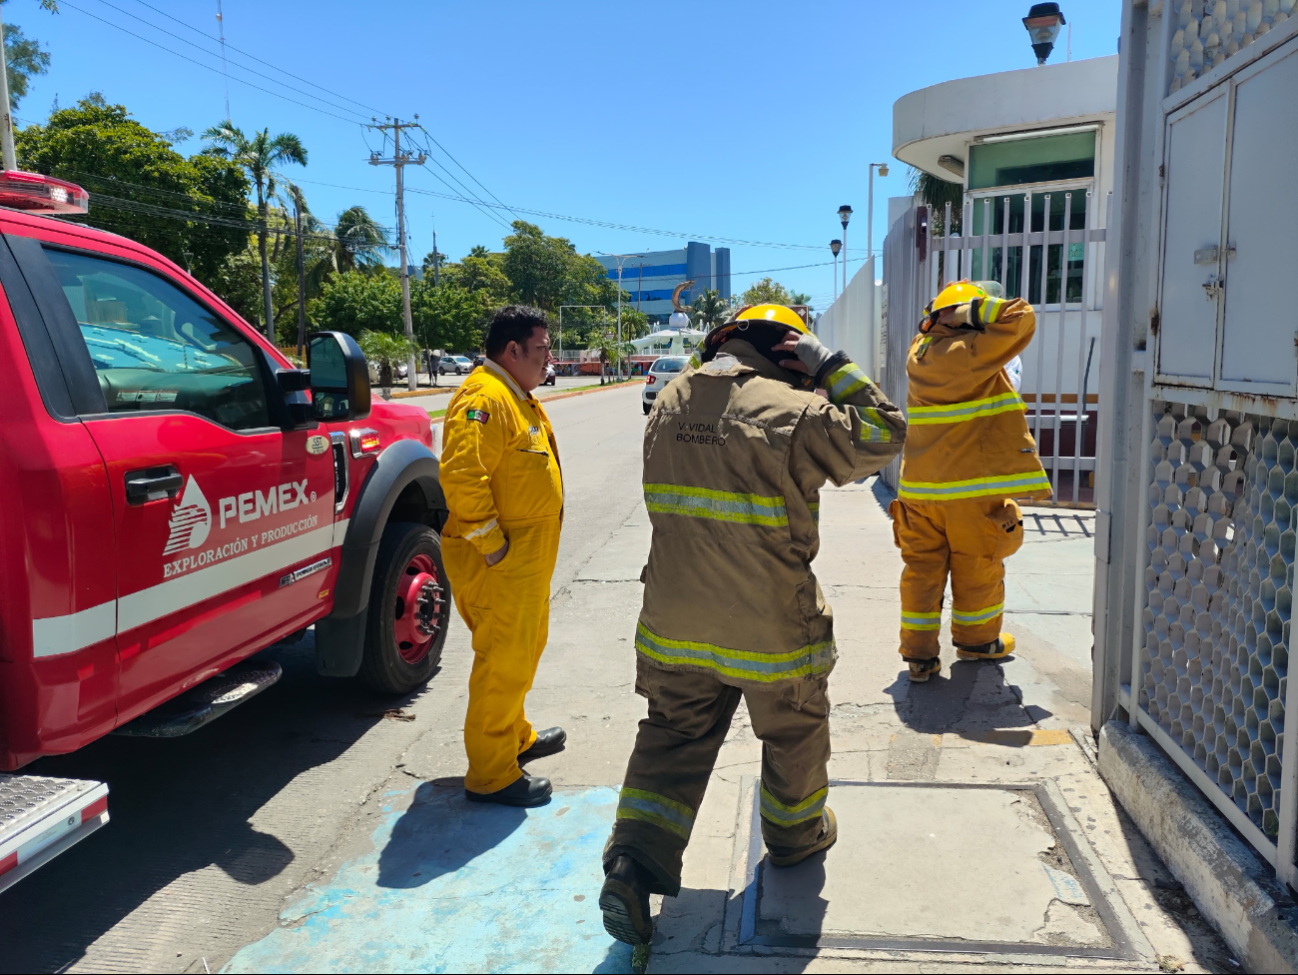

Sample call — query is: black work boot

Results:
[518,726,567,763]
[600,855,655,946]
[464,773,552,807]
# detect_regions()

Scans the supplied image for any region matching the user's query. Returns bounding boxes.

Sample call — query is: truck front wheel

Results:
[360,521,450,694]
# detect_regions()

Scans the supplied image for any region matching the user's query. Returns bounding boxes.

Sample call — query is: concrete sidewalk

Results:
[223,473,1234,973]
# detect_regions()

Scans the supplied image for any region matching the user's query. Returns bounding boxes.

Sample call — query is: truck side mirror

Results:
[309,331,371,421]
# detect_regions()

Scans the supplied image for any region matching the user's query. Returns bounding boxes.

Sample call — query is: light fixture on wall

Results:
[937,155,965,177]
[1023,2,1066,64]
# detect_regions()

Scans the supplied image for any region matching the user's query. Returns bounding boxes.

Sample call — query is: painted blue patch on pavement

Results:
[223,783,634,974]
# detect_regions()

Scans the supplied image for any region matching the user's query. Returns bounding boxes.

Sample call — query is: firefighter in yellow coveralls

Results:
[893,281,1052,682]
[440,305,566,806]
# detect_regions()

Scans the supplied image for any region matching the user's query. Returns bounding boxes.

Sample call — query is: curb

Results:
[428,379,645,424]
[1098,720,1298,972]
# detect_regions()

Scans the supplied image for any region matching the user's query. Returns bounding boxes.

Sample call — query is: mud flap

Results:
[315,610,369,677]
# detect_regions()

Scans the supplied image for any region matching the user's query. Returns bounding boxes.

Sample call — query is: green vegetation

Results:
[17,96,251,284]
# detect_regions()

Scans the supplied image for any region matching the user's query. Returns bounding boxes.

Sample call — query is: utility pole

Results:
[292,186,307,358]
[216,0,231,121]
[636,263,644,314]
[0,4,17,171]
[602,253,645,382]
[369,117,426,392]
[431,220,440,287]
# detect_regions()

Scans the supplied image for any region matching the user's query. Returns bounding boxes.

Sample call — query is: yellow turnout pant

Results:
[442,518,562,794]
[890,497,1024,659]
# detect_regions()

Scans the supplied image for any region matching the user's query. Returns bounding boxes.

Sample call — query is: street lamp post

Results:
[837,205,853,291]
[600,252,646,382]
[830,239,842,300]
[867,163,889,267]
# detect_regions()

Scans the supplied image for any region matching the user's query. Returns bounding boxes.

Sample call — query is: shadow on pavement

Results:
[376,780,528,889]
[0,637,424,973]
[888,658,1051,737]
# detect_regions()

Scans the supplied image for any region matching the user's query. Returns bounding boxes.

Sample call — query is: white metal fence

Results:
[879,194,1109,506]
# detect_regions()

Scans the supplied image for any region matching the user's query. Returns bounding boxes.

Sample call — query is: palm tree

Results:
[690,289,729,328]
[358,330,415,396]
[334,206,389,273]
[202,121,308,340]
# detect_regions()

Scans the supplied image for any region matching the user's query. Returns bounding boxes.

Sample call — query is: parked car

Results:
[439,355,474,376]
[642,355,690,414]
[472,354,486,368]
[543,363,556,386]
[0,170,451,892]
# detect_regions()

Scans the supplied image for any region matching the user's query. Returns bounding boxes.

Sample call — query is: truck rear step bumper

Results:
[0,774,108,894]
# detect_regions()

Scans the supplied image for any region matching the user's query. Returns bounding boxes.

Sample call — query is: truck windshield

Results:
[44,247,270,430]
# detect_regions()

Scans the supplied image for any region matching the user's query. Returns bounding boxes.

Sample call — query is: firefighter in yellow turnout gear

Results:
[893,281,1051,682]
[600,304,906,946]
[440,306,566,807]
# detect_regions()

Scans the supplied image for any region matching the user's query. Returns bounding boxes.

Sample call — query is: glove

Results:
[792,332,835,377]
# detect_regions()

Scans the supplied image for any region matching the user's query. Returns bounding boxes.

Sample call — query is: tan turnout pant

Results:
[604,659,832,895]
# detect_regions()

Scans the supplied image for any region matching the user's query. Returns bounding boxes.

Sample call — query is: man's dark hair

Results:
[486,305,550,359]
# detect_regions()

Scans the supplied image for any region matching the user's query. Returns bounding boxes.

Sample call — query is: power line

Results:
[57,1,363,124]
[129,0,391,119]
[86,0,373,122]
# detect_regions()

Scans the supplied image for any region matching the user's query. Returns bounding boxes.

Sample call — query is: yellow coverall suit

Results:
[893,296,1051,660]
[440,360,563,794]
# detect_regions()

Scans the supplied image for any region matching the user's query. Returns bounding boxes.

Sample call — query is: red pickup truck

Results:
[0,171,451,891]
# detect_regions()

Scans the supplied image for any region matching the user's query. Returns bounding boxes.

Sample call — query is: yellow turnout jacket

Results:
[900,296,1051,503]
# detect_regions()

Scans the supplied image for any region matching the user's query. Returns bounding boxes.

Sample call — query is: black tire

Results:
[359,521,451,694]
[643,402,651,415]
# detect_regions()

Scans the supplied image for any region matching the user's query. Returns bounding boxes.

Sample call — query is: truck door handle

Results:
[125,465,183,504]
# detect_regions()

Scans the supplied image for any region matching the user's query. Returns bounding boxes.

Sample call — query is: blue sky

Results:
[11,0,1121,310]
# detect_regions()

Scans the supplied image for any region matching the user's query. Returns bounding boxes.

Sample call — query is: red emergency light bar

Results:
[0,170,88,215]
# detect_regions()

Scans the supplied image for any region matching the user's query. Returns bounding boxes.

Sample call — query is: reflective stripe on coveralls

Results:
[824,362,872,402]
[643,484,788,527]
[616,787,695,840]
[907,392,1026,425]
[898,470,1051,501]
[760,782,827,827]
[635,622,834,683]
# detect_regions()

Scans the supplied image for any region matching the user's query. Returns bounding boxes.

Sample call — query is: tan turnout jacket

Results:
[636,339,905,684]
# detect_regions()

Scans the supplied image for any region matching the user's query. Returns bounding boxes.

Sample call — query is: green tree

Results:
[411,280,491,353]
[739,277,794,307]
[333,205,388,273]
[202,121,307,340]
[311,269,401,338]
[16,96,251,285]
[501,220,619,312]
[358,329,415,392]
[690,288,729,328]
[788,291,814,314]
[438,251,512,303]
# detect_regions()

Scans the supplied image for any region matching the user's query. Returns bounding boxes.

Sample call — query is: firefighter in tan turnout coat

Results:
[599,304,906,946]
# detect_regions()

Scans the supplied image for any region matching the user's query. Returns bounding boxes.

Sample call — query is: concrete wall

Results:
[814,255,881,393]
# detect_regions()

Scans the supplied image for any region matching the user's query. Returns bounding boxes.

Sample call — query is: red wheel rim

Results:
[392,553,444,664]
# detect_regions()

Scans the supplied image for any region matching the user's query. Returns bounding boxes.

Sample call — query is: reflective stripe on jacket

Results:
[900,297,1051,503]
[441,360,563,554]
[638,339,906,684]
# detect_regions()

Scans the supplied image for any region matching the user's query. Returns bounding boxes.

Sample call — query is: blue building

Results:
[595,243,731,322]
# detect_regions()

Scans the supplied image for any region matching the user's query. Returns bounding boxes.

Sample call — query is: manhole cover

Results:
[723,779,1148,961]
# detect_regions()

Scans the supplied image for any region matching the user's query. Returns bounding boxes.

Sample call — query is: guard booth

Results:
[1094,0,1298,890]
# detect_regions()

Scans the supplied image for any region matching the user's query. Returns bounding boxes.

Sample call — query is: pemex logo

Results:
[163,476,212,555]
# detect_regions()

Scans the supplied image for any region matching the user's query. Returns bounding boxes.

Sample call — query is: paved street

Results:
[2,384,1231,973]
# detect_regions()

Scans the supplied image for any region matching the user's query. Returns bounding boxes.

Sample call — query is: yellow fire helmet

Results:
[920,280,987,333]
[698,303,816,388]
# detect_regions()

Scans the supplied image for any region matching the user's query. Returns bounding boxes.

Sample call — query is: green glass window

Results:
[967,131,1095,190]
